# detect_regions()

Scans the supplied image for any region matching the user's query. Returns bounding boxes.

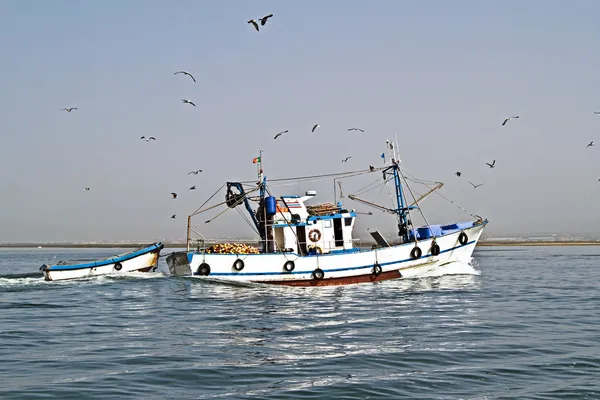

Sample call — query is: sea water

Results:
[0,246,599,399]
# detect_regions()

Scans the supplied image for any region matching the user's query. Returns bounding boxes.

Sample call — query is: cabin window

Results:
[344,217,353,226]
[324,220,332,228]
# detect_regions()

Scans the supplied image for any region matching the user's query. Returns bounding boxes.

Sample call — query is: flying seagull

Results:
[140,136,156,141]
[595,112,600,115]
[171,192,178,199]
[502,116,519,126]
[171,214,176,219]
[189,186,196,190]
[486,160,496,168]
[84,187,90,191]
[455,172,462,177]
[60,108,78,112]
[587,141,595,148]
[248,14,273,31]
[342,156,352,162]
[188,169,202,175]
[174,70,196,83]
[312,124,320,132]
[273,130,289,139]
[469,181,484,189]
[181,99,196,107]
[348,128,365,132]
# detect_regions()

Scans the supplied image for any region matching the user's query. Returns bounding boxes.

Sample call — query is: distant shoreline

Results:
[2,240,600,249]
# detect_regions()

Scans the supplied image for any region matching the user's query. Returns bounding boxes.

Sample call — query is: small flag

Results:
[252,157,261,164]
[381,153,385,158]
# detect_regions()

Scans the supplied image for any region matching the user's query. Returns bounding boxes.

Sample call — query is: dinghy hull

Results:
[41,242,164,281]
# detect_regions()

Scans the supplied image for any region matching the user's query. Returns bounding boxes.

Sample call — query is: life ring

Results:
[283,260,295,272]
[410,246,422,260]
[372,262,382,276]
[308,245,323,255]
[197,262,211,276]
[459,232,468,245]
[114,262,123,271]
[430,242,441,256]
[233,258,245,271]
[308,229,322,242]
[312,268,324,280]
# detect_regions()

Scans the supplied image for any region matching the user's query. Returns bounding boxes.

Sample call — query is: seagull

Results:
[273,130,289,139]
[595,112,600,115]
[502,116,519,126]
[312,124,320,132]
[84,187,90,191]
[348,128,365,132]
[455,172,462,177]
[60,108,78,112]
[171,214,176,219]
[259,14,273,25]
[140,136,156,142]
[342,156,352,162]
[486,160,496,168]
[171,192,178,199]
[174,70,196,83]
[181,99,196,107]
[188,170,202,175]
[587,141,595,148]
[189,186,196,190]
[469,181,484,189]
[248,14,273,31]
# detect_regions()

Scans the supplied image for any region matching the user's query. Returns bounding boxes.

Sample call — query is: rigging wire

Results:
[401,168,480,219]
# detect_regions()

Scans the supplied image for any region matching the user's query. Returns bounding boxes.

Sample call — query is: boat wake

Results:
[0,270,166,289]
[419,257,480,278]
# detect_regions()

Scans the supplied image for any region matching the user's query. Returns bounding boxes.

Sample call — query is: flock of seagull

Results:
[452,117,521,189]
[59,13,600,222]
[62,64,205,219]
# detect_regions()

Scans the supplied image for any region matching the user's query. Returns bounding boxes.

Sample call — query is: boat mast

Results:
[257,150,269,252]
[388,138,410,242]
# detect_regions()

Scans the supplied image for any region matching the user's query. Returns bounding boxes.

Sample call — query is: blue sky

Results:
[2,0,600,242]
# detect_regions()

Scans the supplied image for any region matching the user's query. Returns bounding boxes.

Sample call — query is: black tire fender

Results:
[312,268,324,280]
[197,262,211,276]
[372,262,382,276]
[430,242,441,256]
[233,258,245,271]
[283,260,295,272]
[459,232,468,245]
[114,262,123,271]
[411,246,422,260]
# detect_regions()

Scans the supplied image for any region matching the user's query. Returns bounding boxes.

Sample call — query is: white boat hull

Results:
[41,243,163,282]
[168,224,485,286]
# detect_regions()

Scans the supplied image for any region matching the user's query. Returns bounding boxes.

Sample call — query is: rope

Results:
[399,169,432,241]
[240,166,387,185]
[401,168,480,219]
[191,185,260,217]
[190,183,226,216]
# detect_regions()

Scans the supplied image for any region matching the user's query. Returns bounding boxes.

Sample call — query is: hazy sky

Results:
[2,0,600,242]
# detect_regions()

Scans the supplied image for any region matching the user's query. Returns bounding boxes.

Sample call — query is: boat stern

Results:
[166,251,192,276]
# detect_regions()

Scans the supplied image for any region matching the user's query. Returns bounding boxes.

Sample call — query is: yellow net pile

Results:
[306,202,338,216]
[206,243,260,254]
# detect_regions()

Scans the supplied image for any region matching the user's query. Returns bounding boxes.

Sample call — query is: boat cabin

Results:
[267,191,357,255]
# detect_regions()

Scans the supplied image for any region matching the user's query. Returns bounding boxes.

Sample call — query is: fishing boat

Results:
[40,242,164,281]
[166,142,487,286]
